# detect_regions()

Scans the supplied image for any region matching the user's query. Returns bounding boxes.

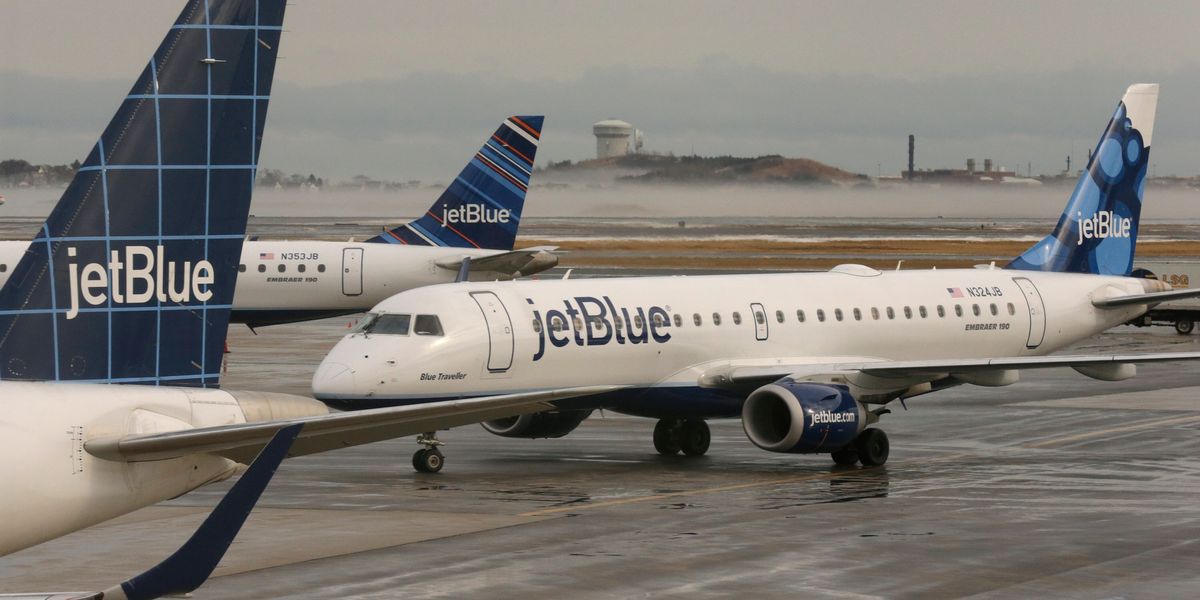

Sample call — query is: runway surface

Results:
[1,323,1199,599]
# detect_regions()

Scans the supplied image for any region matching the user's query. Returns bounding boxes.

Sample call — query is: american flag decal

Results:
[947,287,964,298]
[259,252,275,260]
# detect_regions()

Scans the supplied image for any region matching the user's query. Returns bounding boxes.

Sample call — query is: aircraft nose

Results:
[312,361,356,399]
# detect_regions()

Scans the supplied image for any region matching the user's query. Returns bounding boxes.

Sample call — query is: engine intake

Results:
[742,380,866,453]
[482,409,592,439]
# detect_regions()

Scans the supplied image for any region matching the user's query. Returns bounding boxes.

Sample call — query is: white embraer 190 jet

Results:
[0,0,605,560]
[314,84,1200,471]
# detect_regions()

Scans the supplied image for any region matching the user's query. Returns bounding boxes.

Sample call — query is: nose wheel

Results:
[653,418,711,456]
[412,432,445,473]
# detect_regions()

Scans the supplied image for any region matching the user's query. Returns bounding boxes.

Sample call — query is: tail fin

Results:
[0,0,287,386]
[368,116,544,249]
[1007,84,1158,276]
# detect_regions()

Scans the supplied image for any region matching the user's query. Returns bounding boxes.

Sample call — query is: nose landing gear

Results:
[412,432,445,473]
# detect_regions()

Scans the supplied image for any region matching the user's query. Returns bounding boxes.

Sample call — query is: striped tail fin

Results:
[369,116,544,249]
[0,0,287,387]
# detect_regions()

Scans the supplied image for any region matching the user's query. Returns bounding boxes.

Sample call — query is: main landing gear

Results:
[412,432,445,473]
[653,418,711,456]
[830,428,890,467]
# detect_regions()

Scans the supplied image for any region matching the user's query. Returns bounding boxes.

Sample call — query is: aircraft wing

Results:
[699,352,1200,389]
[85,386,618,464]
[434,247,558,278]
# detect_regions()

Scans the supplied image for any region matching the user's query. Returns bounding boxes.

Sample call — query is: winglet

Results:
[100,424,302,600]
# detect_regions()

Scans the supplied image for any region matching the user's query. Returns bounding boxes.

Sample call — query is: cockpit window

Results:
[414,314,444,336]
[352,313,412,335]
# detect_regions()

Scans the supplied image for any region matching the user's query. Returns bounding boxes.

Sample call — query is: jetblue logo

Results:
[442,203,511,226]
[65,246,215,320]
[531,295,672,361]
[1076,210,1131,245]
[810,410,856,425]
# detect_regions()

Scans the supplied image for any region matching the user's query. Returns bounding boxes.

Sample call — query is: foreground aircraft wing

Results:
[0,426,300,600]
[86,386,618,463]
[699,352,1200,389]
[435,246,559,278]
[1092,287,1200,308]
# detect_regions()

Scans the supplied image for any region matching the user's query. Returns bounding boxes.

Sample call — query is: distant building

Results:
[593,119,643,159]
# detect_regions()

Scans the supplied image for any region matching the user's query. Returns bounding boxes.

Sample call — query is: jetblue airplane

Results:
[0,0,605,557]
[0,116,553,328]
[313,84,1200,470]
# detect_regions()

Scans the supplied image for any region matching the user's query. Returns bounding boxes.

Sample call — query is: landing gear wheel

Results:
[830,446,860,466]
[854,428,890,467]
[1176,319,1194,335]
[412,448,445,473]
[679,419,711,456]
[653,419,682,455]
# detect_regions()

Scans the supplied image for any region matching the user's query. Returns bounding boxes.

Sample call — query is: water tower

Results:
[593,119,639,159]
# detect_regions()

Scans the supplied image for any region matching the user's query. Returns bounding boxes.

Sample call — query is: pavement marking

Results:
[1023,414,1200,449]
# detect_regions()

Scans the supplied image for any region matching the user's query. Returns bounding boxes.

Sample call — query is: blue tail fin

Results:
[0,0,287,386]
[368,116,544,249]
[1007,84,1159,276]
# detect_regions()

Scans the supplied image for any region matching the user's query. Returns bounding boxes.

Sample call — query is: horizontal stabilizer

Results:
[1092,287,1200,308]
[85,385,619,464]
[434,247,559,279]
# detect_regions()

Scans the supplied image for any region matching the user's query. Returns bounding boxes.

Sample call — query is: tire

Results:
[830,446,859,466]
[854,428,890,467]
[679,419,711,456]
[412,448,445,473]
[1175,319,1194,335]
[653,419,681,455]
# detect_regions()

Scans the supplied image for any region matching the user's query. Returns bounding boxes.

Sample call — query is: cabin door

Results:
[750,303,769,341]
[1013,277,1046,349]
[471,291,515,373]
[342,247,363,296]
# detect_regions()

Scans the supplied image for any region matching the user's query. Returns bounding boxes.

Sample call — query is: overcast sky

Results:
[3,1,1200,180]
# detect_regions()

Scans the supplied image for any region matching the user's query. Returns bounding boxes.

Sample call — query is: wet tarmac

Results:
[1,322,1199,599]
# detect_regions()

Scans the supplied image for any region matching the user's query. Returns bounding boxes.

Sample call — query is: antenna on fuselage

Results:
[895,260,904,271]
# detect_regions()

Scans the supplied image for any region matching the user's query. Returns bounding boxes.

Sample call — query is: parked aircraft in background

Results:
[0,0,607,557]
[0,116,554,328]
[314,84,1200,471]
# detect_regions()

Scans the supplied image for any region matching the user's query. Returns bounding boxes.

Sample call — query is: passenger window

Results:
[651,313,666,328]
[693,313,702,326]
[1007,302,1016,316]
[414,314,443,336]
[237,264,246,273]
[834,308,844,321]
[532,319,542,333]
[955,305,964,317]
[713,313,722,326]
[573,316,583,330]
[797,309,806,323]
[817,309,826,322]
[614,315,624,329]
[871,307,880,320]
[853,308,862,321]
[0,264,6,272]
[990,303,998,316]
[298,264,306,273]
[673,314,682,327]
[634,314,644,329]
[903,306,913,319]
[257,264,266,273]
[278,264,286,273]
[775,310,785,323]
[551,316,566,331]
[754,311,765,325]
[733,312,742,325]
[318,264,326,273]
[886,307,895,320]
[972,304,981,316]
[918,306,928,318]
[937,305,945,318]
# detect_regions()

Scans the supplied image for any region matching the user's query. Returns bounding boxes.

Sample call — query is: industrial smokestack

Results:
[984,158,993,172]
[967,158,976,173]
[907,134,915,180]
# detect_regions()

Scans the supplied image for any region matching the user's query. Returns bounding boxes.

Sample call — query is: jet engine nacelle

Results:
[742,380,867,453]
[482,409,593,439]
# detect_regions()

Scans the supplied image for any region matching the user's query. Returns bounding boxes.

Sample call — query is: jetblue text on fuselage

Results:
[65,245,215,320]
[442,203,511,226]
[1077,210,1132,245]
[531,295,672,361]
